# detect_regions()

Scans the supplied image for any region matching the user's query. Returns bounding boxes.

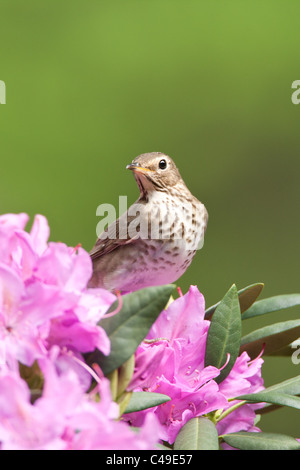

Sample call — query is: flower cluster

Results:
[0,213,265,450]
[0,213,160,449]
[125,286,264,444]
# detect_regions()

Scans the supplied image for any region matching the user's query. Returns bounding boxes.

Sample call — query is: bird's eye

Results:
[159,159,167,170]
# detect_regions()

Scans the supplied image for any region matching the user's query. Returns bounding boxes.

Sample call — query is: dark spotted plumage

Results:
[88,152,208,292]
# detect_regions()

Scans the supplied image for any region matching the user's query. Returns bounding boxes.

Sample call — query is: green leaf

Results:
[254,375,300,414]
[235,391,300,410]
[264,374,300,395]
[107,369,118,400]
[117,354,135,398]
[174,417,219,450]
[240,319,300,358]
[205,282,264,319]
[238,283,264,314]
[123,391,171,414]
[85,284,175,375]
[205,284,241,383]
[242,293,300,320]
[222,432,300,450]
[254,414,261,426]
[117,391,133,416]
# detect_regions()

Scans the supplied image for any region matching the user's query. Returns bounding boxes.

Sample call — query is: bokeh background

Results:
[1,0,299,435]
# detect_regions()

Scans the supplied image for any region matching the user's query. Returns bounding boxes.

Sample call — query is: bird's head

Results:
[126,152,183,195]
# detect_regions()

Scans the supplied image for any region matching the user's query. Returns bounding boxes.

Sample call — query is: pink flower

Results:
[216,351,264,435]
[126,286,264,444]
[0,357,161,450]
[0,213,29,230]
[0,263,61,366]
[0,213,266,450]
[0,213,114,369]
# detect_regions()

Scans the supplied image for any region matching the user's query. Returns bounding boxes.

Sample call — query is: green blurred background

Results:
[0,0,299,435]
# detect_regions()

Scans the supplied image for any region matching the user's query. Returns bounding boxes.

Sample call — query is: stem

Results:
[216,400,247,422]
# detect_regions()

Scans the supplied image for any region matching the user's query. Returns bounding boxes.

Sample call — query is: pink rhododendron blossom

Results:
[0,214,114,370]
[0,263,60,365]
[29,214,50,256]
[0,213,266,449]
[216,351,264,435]
[125,286,264,444]
[0,356,160,450]
[0,213,161,449]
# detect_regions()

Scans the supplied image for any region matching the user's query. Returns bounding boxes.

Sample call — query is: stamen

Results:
[177,286,183,297]
[219,353,230,371]
[71,243,82,254]
[63,349,102,385]
[150,383,160,392]
[188,402,197,413]
[168,404,175,422]
[92,362,104,379]
[192,369,200,384]
[103,290,123,318]
[37,338,49,355]
[249,343,265,364]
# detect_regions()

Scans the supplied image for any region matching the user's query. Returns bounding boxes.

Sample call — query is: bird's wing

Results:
[89,211,140,261]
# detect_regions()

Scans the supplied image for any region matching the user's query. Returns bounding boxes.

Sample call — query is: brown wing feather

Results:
[89,211,140,261]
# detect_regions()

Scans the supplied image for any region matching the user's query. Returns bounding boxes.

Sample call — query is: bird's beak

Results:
[126,162,154,174]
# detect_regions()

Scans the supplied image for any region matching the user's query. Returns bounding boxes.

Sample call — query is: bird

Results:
[88,152,208,293]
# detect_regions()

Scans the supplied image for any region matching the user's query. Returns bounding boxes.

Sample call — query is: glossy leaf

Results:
[123,391,171,414]
[256,375,300,414]
[236,391,300,410]
[205,284,241,383]
[242,293,300,320]
[174,417,219,450]
[240,319,300,359]
[205,282,264,319]
[85,284,175,375]
[264,374,300,395]
[222,432,300,450]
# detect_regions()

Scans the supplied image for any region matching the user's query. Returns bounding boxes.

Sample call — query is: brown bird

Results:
[88,152,208,292]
